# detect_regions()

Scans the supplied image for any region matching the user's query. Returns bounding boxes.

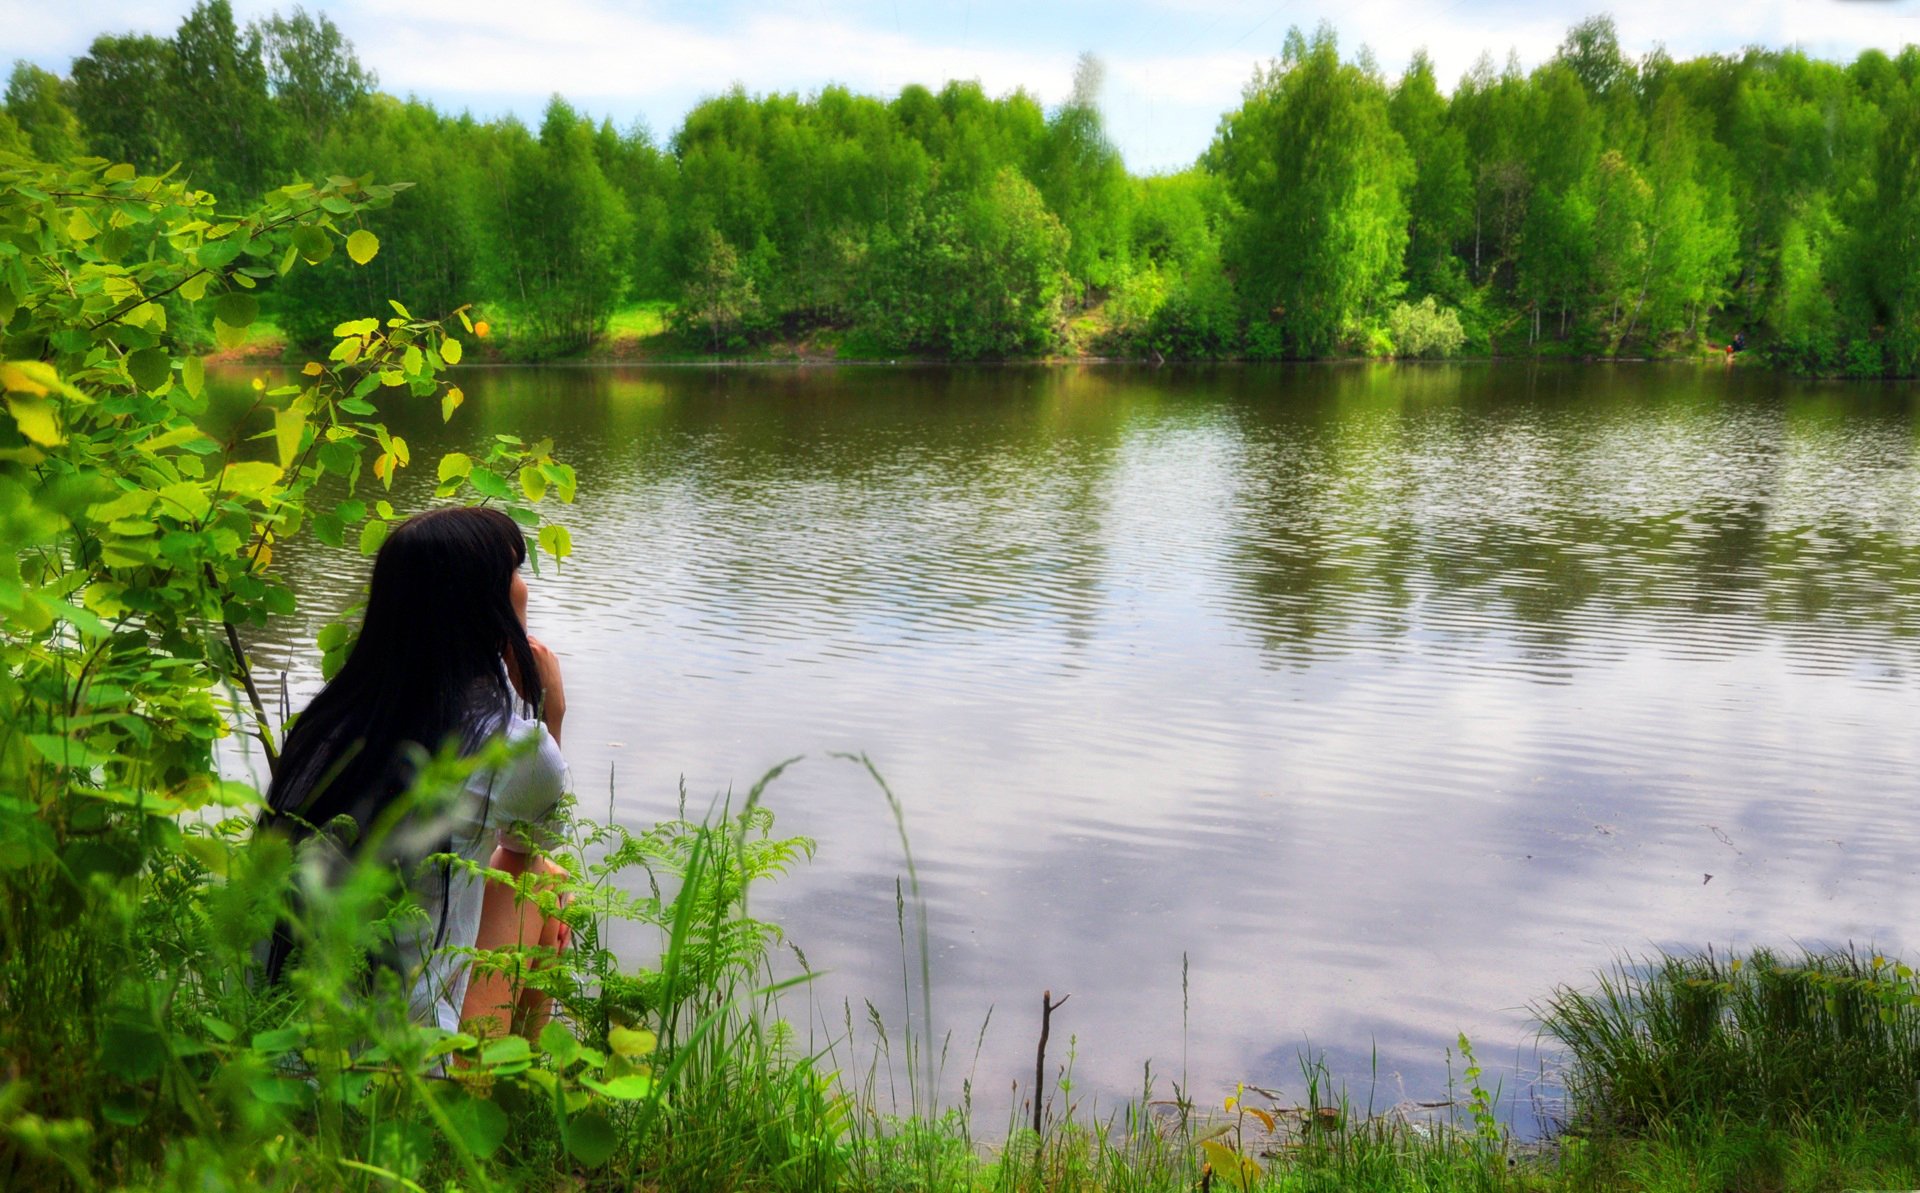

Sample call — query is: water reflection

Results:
[221,362,1920,1132]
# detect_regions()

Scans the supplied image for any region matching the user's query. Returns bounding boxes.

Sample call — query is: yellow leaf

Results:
[440,385,464,422]
[138,425,209,454]
[390,436,409,466]
[273,405,306,469]
[6,396,60,446]
[103,162,136,182]
[608,1027,657,1058]
[436,451,472,482]
[67,208,99,241]
[181,355,205,399]
[0,361,55,396]
[180,272,211,302]
[220,461,284,496]
[346,229,379,265]
[302,361,324,376]
[252,541,273,570]
[440,337,463,365]
[1199,1139,1240,1175]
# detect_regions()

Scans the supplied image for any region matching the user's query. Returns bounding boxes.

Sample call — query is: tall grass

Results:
[1539,946,1920,1132]
[12,727,1920,1193]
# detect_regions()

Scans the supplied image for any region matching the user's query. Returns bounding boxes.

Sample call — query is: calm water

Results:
[226,361,1920,1128]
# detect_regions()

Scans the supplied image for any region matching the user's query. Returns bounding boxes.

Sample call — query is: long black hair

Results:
[262,505,538,977]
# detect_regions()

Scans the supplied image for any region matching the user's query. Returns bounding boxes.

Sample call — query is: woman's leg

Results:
[461,846,570,1038]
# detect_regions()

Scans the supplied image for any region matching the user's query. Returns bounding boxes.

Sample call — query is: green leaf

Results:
[518,465,547,502]
[88,488,155,521]
[332,317,379,338]
[194,238,240,270]
[565,1111,618,1166]
[480,1036,531,1068]
[220,461,283,496]
[467,466,512,501]
[181,355,205,399]
[346,229,379,265]
[539,1020,579,1068]
[358,518,389,556]
[272,406,306,469]
[311,512,344,547]
[440,337,463,365]
[441,385,464,422]
[607,1026,657,1059]
[441,1095,509,1159]
[157,481,211,522]
[67,208,100,241]
[537,524,573,562]
[292,225,332,265]
[28,735,117,771]
[215,291,258,329]
[126,347,172,392]
[581,1072,654,1100]
[250,1027,305,1054]
[437,452,472,482]
[249,1077,312,1108]
[7,395,61,446]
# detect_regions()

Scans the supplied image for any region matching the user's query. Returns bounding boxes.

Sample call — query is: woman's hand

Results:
[527,635,566,744]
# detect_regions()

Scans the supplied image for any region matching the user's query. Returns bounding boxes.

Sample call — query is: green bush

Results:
[1387,295,1468,358]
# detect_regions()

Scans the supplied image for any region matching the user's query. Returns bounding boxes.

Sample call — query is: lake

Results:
[225,360,1920,1132]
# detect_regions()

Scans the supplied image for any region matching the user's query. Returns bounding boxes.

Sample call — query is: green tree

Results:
[68,34,178,168]
[275,96,486,346]
[1867,81,1920,373]
[487,98,632,355]
[1516,64,1599,343]
[1391,50,1472,300]
[1035,53,1133,298]
[678,226,761,350]
[1214,26,1411,356]
[254,6,375,163]
[860,166,1067,357]
[3,63,83,162]
[170,0,280,195]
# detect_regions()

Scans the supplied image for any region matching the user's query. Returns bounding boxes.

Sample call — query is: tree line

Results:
[6,3,1919,372]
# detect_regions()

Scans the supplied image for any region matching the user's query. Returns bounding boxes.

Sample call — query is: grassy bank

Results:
[224,300,1768,370]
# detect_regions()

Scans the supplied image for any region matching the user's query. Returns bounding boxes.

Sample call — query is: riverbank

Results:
[221,301,1788,372]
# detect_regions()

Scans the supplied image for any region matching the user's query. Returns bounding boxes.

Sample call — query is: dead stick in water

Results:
[1034,989,1070,1136]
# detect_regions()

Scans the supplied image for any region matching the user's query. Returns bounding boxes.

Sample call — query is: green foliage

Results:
[472,100,633,359]
[1387,296,1467,357]
[1541,947,1920,1133]
[1216,26,1412,357]
[0,145,591,1186]
[3,63,83,163]
[859,167,1070,358]
[21,15,1920,371]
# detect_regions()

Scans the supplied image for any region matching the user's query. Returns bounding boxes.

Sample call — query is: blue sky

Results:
[6,1,1919,173]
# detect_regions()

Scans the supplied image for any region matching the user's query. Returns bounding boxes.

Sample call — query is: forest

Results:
[6,1,1920,371]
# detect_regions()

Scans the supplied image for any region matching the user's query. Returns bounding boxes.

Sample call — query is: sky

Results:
[5,0,1920,173]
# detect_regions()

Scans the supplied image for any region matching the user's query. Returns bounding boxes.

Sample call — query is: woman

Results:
[262,505,571,1038]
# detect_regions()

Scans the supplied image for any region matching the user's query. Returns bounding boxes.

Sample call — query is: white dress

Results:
[397,698,570,1033]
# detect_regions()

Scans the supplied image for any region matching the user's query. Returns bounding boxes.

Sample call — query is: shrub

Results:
[1387,295,1468,358]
